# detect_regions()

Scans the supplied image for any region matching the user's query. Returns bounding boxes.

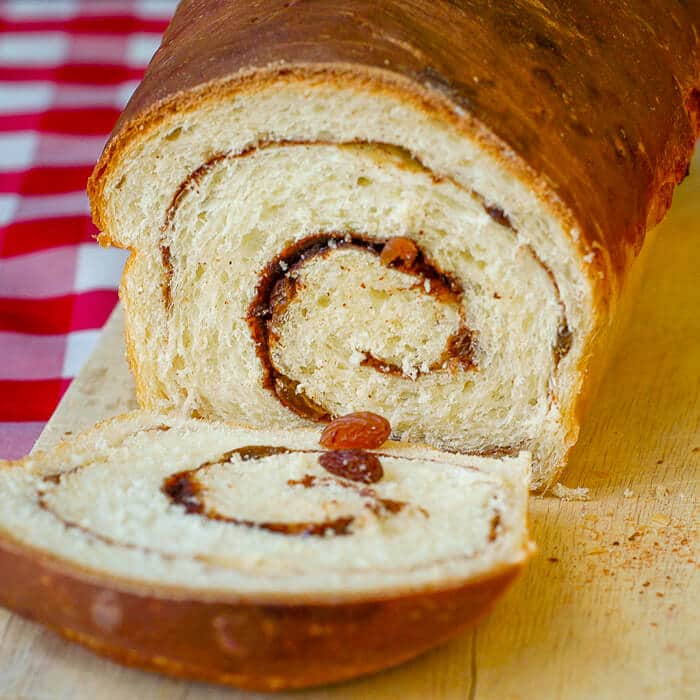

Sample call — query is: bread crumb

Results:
[650,513,670,526]
[552,483,589,501]
[624,488,634,498]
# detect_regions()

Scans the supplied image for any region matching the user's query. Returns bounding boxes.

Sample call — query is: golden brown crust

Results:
[0,533,523,690]
[89,0,700,290]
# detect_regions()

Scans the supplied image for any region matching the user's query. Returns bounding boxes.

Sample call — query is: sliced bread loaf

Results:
[88,0,700,489]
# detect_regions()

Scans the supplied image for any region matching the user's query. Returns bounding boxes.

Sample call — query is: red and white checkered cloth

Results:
[0,0,177,458]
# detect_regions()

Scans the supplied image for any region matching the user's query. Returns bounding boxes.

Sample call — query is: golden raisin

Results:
[380,237,418,268]
[320,412,391,450]
[319,450,384,483]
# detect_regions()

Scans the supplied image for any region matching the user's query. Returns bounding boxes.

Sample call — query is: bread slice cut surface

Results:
[0,411,531,600]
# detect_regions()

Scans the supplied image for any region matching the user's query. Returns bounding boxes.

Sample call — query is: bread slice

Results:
[88,1,700,490]
[0,411,532,690]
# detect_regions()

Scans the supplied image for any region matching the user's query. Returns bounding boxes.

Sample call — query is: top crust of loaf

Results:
[90,0,700,293]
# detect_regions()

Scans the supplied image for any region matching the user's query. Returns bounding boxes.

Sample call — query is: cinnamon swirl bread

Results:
[88,1,700,489]
[0,412,531,690]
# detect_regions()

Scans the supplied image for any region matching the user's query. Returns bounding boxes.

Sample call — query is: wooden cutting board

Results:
[1,153,698,700]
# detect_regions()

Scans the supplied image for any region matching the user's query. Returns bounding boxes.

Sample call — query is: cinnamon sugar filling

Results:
[246,232,478,420]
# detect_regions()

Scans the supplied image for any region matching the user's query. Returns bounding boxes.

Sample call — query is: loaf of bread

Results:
[88,1,700,489]
[0,412,531,690]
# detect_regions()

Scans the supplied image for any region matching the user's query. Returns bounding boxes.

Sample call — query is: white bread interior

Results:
[95,72,599,489]
[0,411,531,599]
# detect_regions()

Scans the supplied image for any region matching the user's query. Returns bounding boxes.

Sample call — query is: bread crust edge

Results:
[0,525,526,690]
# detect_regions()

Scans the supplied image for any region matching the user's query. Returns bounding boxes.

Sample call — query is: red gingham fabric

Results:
[0,0,177,458]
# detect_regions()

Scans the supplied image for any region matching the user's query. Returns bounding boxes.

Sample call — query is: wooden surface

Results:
[1,157,699,700]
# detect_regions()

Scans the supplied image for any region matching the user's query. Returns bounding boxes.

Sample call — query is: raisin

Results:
[380,236,419,268]
[320,411,391,449]
[319,450,384,484]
